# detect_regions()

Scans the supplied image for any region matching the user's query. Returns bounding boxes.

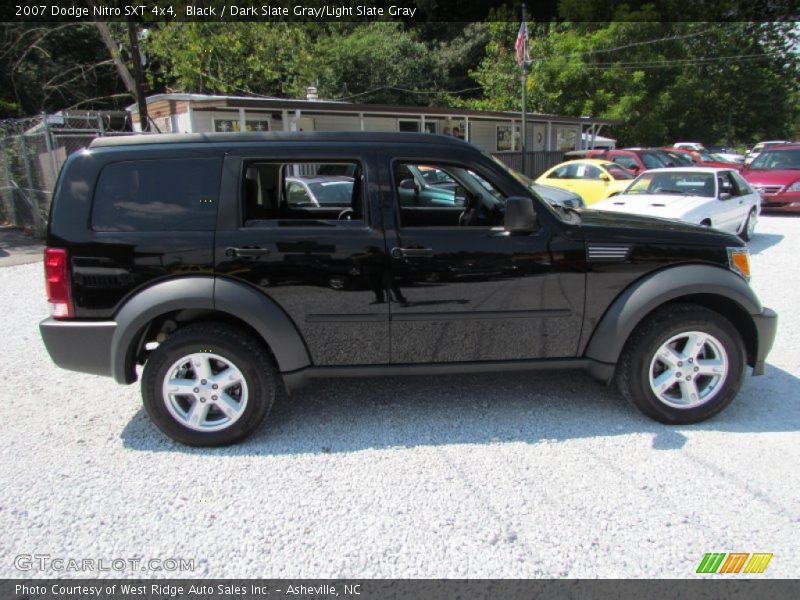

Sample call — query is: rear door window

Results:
[241,161,365,226]
[92,158,221,232]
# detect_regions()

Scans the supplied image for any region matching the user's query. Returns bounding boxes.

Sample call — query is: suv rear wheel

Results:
[142,323,276,446]
[616,303,746,424]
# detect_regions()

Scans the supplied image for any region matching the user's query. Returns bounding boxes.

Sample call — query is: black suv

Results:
[40,132,777,446]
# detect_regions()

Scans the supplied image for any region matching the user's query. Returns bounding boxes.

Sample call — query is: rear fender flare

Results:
[111,276,311,384]
[111,277,215,384]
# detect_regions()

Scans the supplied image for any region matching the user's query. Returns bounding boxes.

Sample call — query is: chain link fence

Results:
[0,112,131,237]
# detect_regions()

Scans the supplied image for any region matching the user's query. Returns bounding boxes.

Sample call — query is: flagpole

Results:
[520,4,527,173]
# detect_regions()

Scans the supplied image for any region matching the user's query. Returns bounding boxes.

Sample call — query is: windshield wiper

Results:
[654,189,688,195]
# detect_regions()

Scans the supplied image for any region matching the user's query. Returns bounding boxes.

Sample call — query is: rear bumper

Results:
[40,318,116,378]
[751,307,777,376]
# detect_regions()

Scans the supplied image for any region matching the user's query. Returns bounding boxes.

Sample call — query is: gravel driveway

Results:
[0,216,798,579]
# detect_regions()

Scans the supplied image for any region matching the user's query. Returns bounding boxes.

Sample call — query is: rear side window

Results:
[92,158,221,232]
[242,161,365,227]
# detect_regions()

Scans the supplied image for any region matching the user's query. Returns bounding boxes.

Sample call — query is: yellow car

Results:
[535,159,634,205]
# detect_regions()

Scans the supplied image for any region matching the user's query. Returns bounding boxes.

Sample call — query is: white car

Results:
[591,167,760,241]
[745,141,789,165]
[673,142,705,152]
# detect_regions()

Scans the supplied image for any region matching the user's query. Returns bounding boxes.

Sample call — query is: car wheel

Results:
[616,303,746,424]
[740,209,756,242]
[142,323,276,446]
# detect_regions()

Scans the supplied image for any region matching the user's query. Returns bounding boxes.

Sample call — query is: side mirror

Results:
[599,173,610,182]
[399,178,417,191]
[719,191,732,200]
[627,165,640,173]
[504,196,537,234]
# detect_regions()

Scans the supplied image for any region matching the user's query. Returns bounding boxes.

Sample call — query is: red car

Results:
[586,148,668,175]
[741,143,800,212]
[665,147,743,170]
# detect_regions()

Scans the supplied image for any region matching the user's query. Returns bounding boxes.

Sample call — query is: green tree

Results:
[0,23,127,117]
[469,19,800,146]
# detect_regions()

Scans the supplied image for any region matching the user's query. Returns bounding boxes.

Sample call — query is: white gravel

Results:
[0,216,798,579]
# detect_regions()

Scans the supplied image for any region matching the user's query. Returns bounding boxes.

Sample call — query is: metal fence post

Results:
[42,112,59,193]
[0,137,17,226]
[17,132,43,236]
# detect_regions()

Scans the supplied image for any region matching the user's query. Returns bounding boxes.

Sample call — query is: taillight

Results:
[44,247,74,319]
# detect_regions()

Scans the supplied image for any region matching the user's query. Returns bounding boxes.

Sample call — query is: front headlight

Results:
[727,247,751,281]
[786,180,800,193]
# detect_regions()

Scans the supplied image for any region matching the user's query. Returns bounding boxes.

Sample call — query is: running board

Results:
[282,358,616,392]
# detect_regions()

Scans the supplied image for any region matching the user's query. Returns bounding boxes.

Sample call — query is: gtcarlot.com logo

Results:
[696,552,773,574]
[14,554,195,573]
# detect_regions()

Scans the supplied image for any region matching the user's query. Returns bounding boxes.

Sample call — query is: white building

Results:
[126,93,616,154]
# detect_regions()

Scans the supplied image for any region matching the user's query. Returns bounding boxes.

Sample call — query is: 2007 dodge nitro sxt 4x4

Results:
[40,132,777,445]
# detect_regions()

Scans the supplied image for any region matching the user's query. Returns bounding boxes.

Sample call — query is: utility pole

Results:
[520,4,528,172]
[127,21,150,132]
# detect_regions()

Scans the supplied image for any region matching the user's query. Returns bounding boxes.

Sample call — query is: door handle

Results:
[225,247,270,258]
[391,246,434,259]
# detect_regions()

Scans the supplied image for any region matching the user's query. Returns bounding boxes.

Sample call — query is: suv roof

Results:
[90,131,470,149]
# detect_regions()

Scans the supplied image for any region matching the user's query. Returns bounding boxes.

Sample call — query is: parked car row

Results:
[529,142,800,241]
[547,142,800,216]
[592,167,759,240]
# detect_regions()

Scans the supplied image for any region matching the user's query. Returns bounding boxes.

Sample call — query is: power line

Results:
[546,52,786,70]
[333,85,482,101]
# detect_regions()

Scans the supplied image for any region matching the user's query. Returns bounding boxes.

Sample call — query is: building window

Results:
[213,118,271,133]
[556,127,578,151]
[398,119,421,133]
[497,125,512,151]
[424,122,437,134]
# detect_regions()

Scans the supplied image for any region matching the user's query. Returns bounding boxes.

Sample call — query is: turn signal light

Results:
[44,247,74,318]
[727,247,751,282]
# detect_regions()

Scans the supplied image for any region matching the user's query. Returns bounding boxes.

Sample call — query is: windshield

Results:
[308,181,354,205]
[749,149,800,170]
[641,153,667,169]
[625,171,715,197]
[665,151,694,165]
[485,152,577,221]
[603,164,634,180]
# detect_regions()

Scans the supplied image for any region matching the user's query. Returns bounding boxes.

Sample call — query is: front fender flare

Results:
[583,264,761,367]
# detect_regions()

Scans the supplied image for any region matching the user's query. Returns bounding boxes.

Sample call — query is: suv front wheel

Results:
[142,323,276,446]
[616,303,746,424]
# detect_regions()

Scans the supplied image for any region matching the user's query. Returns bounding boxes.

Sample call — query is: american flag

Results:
[515,20,529,67]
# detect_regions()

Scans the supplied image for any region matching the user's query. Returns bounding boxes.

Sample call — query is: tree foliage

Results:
[0,23,126,117]
[469,20,800,144]
[2,18,798,146]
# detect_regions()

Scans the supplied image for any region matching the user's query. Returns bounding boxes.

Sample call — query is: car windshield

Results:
[624,172,716,197]
[485,152,578,222]
[418,167,455,188]
[749,149,800,170]
[307,181,354,205]
[640,152,667,169]
[665,151,694,165]
[603,164,634,180]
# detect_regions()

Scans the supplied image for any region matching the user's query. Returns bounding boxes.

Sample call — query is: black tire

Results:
[142,322,276,446]
[740,209,756,242]
[616,303,746,424]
